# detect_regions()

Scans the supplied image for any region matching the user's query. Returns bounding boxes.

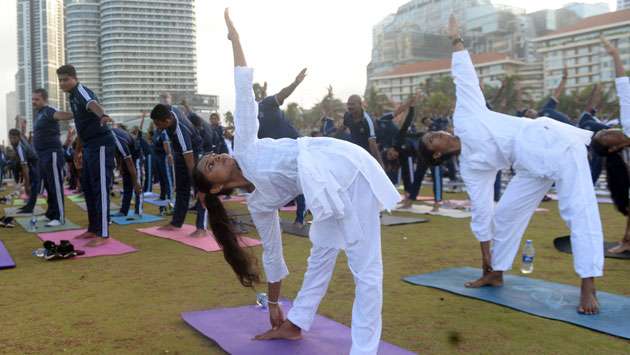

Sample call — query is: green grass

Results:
[1,189,629,354]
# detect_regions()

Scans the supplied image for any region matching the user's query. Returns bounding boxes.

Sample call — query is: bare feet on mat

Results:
[189,229,208,238]
[86,237,109,248]
[608,241,630,254]
[465,271,503,288]
[75,231,97,239]
[400,199,413,209]
[254,320,302,341]
[578,278,599,315]
[158,224,180,231]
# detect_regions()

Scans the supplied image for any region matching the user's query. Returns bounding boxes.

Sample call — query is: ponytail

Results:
[193,168,260,287]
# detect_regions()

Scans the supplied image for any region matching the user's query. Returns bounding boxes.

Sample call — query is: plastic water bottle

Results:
[256,292,268,309]
[32,248,46,258]
[30,212,38,231]
[521,240,535,274]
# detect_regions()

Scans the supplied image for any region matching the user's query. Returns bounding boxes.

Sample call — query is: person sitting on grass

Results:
[192,10,400,354]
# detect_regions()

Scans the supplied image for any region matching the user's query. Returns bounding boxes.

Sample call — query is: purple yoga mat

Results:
[182,300,416,355]
[37,229,137,258]
[137,225,261,252]
[0,241,16,269]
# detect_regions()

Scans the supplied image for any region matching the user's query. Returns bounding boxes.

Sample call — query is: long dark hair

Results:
[591,139,629,215]
[417,134,459,166]
[193,167,260,287]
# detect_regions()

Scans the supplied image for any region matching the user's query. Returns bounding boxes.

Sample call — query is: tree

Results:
[285,102,302,128]
[224,111,234,128]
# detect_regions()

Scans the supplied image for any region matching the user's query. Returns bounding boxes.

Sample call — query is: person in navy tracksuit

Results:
[257,68,308,224]
[57,64,115,247]
[8,129,39,213]
[150,104,207,237]
[111,127,143,217]
[31,88,74,226]
[153,128,172,203]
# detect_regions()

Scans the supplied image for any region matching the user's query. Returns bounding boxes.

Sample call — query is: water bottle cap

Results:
[526,240,532,244]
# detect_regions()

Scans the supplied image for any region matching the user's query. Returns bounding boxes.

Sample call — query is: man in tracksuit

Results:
[150,103,206,237]
[8,129,39,214]
[31,88,74,226]
[111,127,143,217]
[57,64,115,247]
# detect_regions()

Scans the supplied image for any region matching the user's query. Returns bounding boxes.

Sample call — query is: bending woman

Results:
[590,36,630,254]
[193,10,400,355]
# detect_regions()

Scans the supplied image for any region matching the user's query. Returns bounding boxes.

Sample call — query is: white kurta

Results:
[453,51,604,278]
[617,76,630,134]
[233,67,400,355]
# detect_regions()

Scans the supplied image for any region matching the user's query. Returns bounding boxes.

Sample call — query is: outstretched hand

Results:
[448,14,460,39]
[294,68,308,85]
[225,8,238,42]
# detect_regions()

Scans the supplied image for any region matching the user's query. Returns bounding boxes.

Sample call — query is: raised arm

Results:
[275,68,307,105]
[602,36,629,135]
[226,8,259,153]
[553,66,568,100]
[448,15,488,118]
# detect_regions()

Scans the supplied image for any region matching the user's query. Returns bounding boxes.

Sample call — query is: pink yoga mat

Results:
[137,225,261,252]
[220,195,247,203]
[37,229,137,258]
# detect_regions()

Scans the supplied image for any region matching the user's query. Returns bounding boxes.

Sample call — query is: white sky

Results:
[0,0,619,139]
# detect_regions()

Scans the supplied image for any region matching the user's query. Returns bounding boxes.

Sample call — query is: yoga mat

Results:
[181,300,415,355]
[144,198,170,207]
[37,229,137,258]
[12,198,47,206]
[548,194,612,204]
[403,267,630,340]
[142,191,159,199]
[16,216,81,233]
[4,206,45,217]
[220,195,247,203]
[280,219,310,237]
[67,194,85,203]
[0,241,16,269]
[394,204,471,219]
[280,205,297,212]
[381,215,429,226]
[553,236,630,260]
[111,213,163,225]
[137,225,262,252]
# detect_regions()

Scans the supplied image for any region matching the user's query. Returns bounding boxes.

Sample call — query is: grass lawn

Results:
[1,188,629,354]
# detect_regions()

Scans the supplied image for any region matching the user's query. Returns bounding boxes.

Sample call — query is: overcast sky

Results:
[0,0,619,139]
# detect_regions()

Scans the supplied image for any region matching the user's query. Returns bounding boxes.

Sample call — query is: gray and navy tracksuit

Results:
[33,105,65,222]
[12,139,39,211]
[164,106,205,229]
[112,127,142,216]
[68,83,115,238]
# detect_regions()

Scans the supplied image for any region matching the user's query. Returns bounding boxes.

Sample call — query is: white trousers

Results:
[288,175,383,355]
[493,146,604,278]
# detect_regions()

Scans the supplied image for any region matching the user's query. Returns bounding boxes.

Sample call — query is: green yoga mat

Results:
[15,217,81,233]
[12,198,47,206]
[67,194,85,203]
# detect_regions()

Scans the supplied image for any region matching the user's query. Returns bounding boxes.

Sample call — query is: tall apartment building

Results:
[534,9,630,95]
[6,91,17,133]
[65,0,101,97]
[16,0,65,129]
[618,0,630,10]
[368,52,544,104]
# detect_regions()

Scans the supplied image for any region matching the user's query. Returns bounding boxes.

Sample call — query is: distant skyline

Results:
[0,0,619,140]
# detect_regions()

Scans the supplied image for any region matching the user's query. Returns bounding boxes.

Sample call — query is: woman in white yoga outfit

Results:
[419,15,604,314]
[590,36,630,255]
[193,10,400,355]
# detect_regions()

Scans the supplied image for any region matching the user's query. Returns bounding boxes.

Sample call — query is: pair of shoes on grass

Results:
[34,240,85,261]
[0,216,16,228]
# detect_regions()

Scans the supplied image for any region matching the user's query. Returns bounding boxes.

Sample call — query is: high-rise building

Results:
[16,0,66,129]
[65,0,101,97]
[5,91,17,134]
[535,9,630,95]
[99,0,197,121]
[618,0,630,10]
[564,2,609,18]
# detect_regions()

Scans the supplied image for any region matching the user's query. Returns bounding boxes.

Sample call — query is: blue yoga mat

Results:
[0,241,16,269]
[111,213,163,225]
[403,267,630,340]
[145,198,170,207]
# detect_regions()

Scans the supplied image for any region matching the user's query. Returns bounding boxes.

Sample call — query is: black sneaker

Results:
[43,241,60,261]
[3,217,15,228]
[57,240,76,259]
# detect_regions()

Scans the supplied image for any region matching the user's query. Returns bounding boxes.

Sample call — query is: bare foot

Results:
[608,241,630,254]
[188,229,208,238]
[254,320,302,341]
[75,231,97,239]
[399,199,413,209]
[158,224,180,231]
[86,237,110,248]
[465,271,503,288]
[578,278,599,315]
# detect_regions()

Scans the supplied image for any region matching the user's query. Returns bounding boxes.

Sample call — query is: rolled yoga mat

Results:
[0,241,16,269]
[553,235,630,260]
[181,300,416,355]
[403,267,630,340]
